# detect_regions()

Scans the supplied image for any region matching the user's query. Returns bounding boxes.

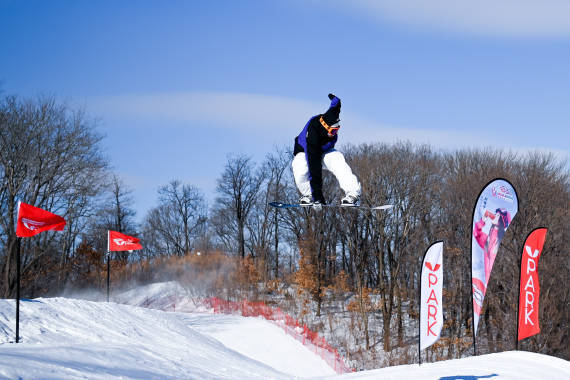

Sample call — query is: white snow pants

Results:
[292,149,361,198]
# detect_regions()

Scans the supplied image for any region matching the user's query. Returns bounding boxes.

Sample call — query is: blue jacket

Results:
[293,95,341,203]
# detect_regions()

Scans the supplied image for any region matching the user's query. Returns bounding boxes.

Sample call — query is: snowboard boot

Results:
[299,195,313,207]
[312,200,323,211]
[341,194,360,207]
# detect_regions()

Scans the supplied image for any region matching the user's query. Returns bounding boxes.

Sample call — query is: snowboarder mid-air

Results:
[292,93,361,210]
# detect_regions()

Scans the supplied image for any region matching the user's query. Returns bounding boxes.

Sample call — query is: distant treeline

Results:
[1,94,568,365]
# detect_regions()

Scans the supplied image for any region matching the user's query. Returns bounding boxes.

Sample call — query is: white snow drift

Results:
[0,282,568,379]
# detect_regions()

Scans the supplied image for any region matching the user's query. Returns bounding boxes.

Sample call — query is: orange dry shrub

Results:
[171,251,237,295]
[347,286,375,314]
[82,248,277,299]
[294,247,321,320]
[265,278,283,294]
[332,270,351,294]
[242,255,261,284]
[294,248,318,298]
[69,242,106,289]
[229,255,263,298]
[23,248,62,296]
[299,297,312,319]
[110,259,126,283]
[105,250,240,294]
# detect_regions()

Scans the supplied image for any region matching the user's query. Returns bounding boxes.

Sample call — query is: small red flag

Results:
[108,230,142,252]
[16,202,66,238]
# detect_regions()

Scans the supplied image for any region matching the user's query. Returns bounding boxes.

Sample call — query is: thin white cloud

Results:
[346,0,570,39]
[343,115,569,163]
[90,91,521,152]
[341,114,490,149]
[89,92,320,132]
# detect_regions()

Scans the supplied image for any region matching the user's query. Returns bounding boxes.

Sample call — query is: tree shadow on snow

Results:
[440,375,498,380]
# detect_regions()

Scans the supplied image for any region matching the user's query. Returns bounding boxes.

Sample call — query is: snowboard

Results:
[269,201,392,211]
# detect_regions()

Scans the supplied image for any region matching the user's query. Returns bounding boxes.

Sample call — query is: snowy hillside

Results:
[0,283,568,379]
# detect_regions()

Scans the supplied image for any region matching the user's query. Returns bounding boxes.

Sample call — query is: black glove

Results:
[328,93,335,100]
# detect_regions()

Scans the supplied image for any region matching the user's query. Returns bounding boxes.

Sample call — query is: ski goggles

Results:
[319,116,340,137]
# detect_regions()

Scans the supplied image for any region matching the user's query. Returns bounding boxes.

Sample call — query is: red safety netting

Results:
[203,297,354,374]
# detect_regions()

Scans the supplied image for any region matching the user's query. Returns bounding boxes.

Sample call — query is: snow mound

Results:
[1,284,568,379]
[340,350,569,380]
[0,298,293,379]
[0,295,334,379]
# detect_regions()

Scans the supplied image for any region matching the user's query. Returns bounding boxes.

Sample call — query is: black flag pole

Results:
[418,247,423,366]
[12,201,67,344]
[418,279,422,365]
[107,251,111,303]
[470,185,479,357]
[516,230,524,352]
[106,230,110,303]
[471,260,477,356]
[15,237,21,343]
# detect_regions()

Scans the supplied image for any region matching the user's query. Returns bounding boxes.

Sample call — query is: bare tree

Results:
[214,154,263,258]
[245,147,291,279]
[266,147,292,278]
[81,174,138,266]
[107,175,137,233]
[143,180,207,257]
[0,95,107,297]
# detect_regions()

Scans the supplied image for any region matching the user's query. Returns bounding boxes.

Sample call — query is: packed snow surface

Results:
[0,282,568,379]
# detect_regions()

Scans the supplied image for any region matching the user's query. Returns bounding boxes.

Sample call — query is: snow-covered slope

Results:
[341,350,568,379]
[0,297,295,379]
[0,284,568,379]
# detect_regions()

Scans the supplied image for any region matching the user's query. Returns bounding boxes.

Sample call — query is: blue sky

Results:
[1,0,569,221]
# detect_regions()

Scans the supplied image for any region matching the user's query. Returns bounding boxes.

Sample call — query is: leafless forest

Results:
[1,95,568,368]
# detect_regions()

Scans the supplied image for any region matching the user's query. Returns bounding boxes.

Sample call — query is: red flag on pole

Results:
[16,202,66,238]
[518,228,547,341]
[108,230,142,252]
